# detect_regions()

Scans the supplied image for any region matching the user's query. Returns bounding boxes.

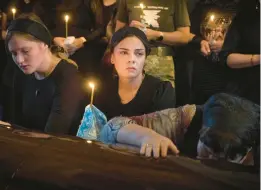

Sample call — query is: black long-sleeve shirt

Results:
[22,60,85,135]
[221,0,260,104]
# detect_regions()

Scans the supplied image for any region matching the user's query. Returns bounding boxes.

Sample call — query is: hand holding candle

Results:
[89,82,95,105]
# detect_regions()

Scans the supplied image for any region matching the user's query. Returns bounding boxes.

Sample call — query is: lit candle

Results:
[89,82,95,105]
[140,3,145,9]
[11,8,16,20]
[64,14,69,38]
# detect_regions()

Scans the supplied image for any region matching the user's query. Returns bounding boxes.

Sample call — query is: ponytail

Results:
[50,45,78,69]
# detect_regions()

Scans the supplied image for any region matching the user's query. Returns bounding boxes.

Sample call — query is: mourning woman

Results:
[5,13,85,134]
[100,93,260,167]
[96,27,176,120]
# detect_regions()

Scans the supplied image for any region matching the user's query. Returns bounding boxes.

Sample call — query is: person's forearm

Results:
[227,54,260,68]
[1,13,7,30]
[150,27,191,46]
[117,123,158,147]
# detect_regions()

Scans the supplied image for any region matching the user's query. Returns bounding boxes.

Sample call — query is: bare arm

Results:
[227,54,260,69]
[1,12,7,40]
[117,123,179,158]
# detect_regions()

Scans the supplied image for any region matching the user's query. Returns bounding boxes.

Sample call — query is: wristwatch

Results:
[156,32,164,41]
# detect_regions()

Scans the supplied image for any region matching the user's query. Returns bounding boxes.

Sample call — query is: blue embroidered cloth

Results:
[76,105,107,140]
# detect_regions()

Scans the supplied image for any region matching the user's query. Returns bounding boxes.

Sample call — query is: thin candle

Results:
[11,8,16,20]
[89,82,95,105]
[64,15,69,37]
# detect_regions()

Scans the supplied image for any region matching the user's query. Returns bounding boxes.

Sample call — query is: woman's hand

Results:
[129,20,161,41]
[67,37,86,55]
[200,40,211,56]
[209,40,224,53]
[140,131,179,158]
[53,37,66,47]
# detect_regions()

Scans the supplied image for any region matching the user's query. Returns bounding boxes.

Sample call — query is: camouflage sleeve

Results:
[173,0,191,28]
[99,117,137,144]
[116,0,129,24]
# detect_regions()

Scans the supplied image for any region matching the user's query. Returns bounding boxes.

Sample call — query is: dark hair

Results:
[90,0,104,26]
[200,93,260,159]
[110,26,151,56]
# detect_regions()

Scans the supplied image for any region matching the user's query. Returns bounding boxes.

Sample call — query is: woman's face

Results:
[111,36,146,79]
[8,35,47,75]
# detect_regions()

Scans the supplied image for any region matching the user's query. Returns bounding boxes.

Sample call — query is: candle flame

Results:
[11,8,16,14]
[89,82,95,89]
[65,15,69,22]
[140,3,145,9]
[210,15,215,22]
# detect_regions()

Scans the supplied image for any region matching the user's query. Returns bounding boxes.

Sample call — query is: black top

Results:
[96,75,176,120]
[22,60,85,135]
[83,0,117,42]
[221,0,260,104]
[48,0,91,38]
[187,1,238,104]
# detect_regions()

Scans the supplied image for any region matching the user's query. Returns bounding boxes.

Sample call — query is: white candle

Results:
[89,82,95,105]
[11,8,16,20]
[64,15,69,38]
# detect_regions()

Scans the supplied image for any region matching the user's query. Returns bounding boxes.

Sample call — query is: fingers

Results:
[200,41,211,56]
[160,140,168,157]
[140,140,179,158]
[140,143,146,155]
[168,141,179,155]
[140,143,159,158]
[145,144,153,157]
[140,143,153,157]
[130,20,144,29]
[152,145,160,158]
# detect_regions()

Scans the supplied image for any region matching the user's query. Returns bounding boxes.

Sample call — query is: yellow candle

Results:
[64,15,69,37]
[89,82,95,105]
[11,8,16,20]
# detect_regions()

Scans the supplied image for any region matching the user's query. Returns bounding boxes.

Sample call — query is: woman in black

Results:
[221,0,260,104]
[184,0,238,105]
[96,27,176,120]
[52,0,117,76]
[5,13,85,135]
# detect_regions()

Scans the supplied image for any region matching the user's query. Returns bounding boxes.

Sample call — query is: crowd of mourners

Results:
[0,0,260,168]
